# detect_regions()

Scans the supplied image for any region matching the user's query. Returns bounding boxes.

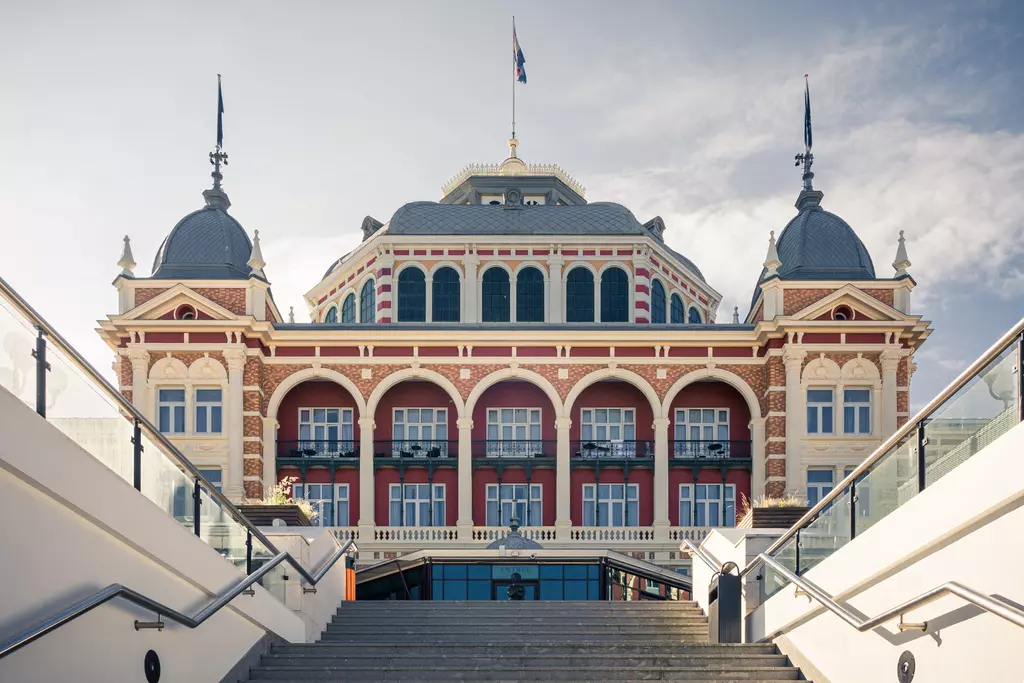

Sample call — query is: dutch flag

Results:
[514,26,527,84]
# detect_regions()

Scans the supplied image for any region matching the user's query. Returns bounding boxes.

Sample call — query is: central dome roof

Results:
[151,188,254,280]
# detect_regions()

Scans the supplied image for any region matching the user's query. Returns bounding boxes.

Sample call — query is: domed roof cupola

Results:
[486,516,543,550]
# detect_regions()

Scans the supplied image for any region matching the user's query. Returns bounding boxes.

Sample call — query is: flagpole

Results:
[511,16,516,140]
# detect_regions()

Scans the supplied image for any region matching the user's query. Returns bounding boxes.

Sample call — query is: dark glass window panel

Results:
[468,565,490,579]
[467,580,491,600]
[341,294,356,323]
[688,306,703,324]
[651,280,666,323]
[670,294,685,323]
[540,565,563,579]
[397,269,426,322]
[324,306,338,323]
[445,565,468,579]
[360,279,376,323]
[443,581,467,600]
[600,267,629,322]
[482,268,511,322]
[564,565,587,579]
[565,268,594,322]
[564,580,587,600]
[432,267,461,322]
[588,565,599,579]
[588,580,599,600]
[432,580,442,598]
[516,267,545,322]
[540,580,563,600]
[433,565,445,579]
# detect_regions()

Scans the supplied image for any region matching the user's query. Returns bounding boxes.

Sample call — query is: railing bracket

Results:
[794,586,811,601]
[134,618,165,632]
[241,588,255,596]
[897,616,927,632]
[302,586,317,594]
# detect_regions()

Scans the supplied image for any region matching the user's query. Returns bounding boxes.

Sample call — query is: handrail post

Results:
[849,478,857,541]
[1018,332,1023,424]
[132,419,143,491]
[794,529,801,576]
[916,422,927,493]
[245,532,253,575]
[32,327,48,418]
[192,478,201,537]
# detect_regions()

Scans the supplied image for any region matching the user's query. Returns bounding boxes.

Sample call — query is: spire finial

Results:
[794,75,814,191]
[764,230,782,276]
[209,74,229,191]
[117,235,136,277]
[248,229,266,278]
[732,306,740,324]
[893,229,911,277]
[288,306,295,323]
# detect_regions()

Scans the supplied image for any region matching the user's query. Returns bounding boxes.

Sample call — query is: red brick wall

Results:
[667,382,752,442]
[783,288,835,314]
[134,288,170,307]
[194,287,247,315]
[862,288,895,307]
[472,468,557,526]
[277,380,362,445]
[470,381,558,444]
[570,468,654,526]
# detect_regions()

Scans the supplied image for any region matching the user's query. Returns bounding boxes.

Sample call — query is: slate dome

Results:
[485,520,543,550]
[151,189,254,280]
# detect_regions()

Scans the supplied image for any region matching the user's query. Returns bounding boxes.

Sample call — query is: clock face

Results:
[505,189,522,205]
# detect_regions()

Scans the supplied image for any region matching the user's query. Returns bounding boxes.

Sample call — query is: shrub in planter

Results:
[736,493,810,529]
[237,477,317,527]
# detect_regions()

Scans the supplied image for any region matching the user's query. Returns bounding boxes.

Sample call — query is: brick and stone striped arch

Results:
[266,367,368,421]
[563,367,663,420]
[464,368,565,420]
[660,367,763,422]
[366,367,467,419]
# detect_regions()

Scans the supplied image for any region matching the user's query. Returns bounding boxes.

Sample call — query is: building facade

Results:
[99,137,931,568]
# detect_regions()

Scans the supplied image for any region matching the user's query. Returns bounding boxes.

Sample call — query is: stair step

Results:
[269,644,780,657]
[260,655,790,668]
[248,666,802,681]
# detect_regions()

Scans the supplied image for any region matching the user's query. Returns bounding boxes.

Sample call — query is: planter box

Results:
[737,506,811,529]
[237,504,312,527]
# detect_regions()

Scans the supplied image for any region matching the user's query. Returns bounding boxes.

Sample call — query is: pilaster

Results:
[880,347,901,438]
[555,416,572,535]
[223,347,247,501]
[783,346,807,495]
[750,417,767,498]
[652,417,670,540]
[547,250,564,324]
[127,348,150,417]
[463,250,479,324]
[261,417,279,498]
[457,417,474,535]
[358,417,376,532]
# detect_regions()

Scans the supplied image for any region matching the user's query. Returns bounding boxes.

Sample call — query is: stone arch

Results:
[266,366,368,421]
[187,355,227,381]
[841,355,881,383]
[563,367,663,420]
[149,355,187,381]
[661,367,763,421]
[802,354,842,383]
[464,367,565,420]
[366,367,466,419]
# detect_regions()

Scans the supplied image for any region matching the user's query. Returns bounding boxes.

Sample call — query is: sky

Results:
[1,0,1022,408]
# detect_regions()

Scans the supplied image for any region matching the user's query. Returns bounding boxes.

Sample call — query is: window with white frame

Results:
[485,483,542,526]
[486,408,541,457]
[806,469,834,508]
[299,408,354,454]
[389,483,445,526]
[843,388,872,435]
[157,388,186,434]
[673,408,729,456]
[582,483,638,527]
[580,408,636,457]
[194,389,223,434]
[807,389,835,434]
[679,484,736,527]
[392,408,448,456]
[292,483,349,526]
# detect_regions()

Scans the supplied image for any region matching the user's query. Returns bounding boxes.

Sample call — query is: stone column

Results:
[880,348,901,438]
[463,250,479,324]
[424,275,434,322]
[547,251,564,324]
[783,347,807,496]
[261,417,279,498]
[835,383,845,436]
[223,348,247,501]
[457,417,474,536]
[750,417,767,498]
[555,416,572,536]
[376,251,395,323]
[128,348,150,417]
[358,417,376,532]
[632,248,650,323]
[652,417,670,540]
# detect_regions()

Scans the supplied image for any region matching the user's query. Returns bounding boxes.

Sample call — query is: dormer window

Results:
[524,196,545,206]
[482,194,503,206]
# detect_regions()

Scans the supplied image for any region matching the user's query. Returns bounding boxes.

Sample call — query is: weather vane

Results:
[794,74,814,191]
[209,74,228,189]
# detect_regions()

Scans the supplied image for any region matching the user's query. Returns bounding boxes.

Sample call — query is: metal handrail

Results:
[0,538,355,661]
[758,552,1024,634]
[0,275,309,580]
[740,316,1024,578]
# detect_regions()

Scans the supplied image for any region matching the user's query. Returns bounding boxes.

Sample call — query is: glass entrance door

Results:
[493,581,538,600]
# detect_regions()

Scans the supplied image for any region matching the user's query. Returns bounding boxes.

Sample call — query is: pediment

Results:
[123,284,239,322]
[791,285,904,323]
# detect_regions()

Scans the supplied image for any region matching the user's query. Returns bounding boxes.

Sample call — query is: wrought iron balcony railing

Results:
[573,440,653,459]
[375,440,453,459]
[278,439,357,459]
[473,439,554,458]
[670,440,752,459]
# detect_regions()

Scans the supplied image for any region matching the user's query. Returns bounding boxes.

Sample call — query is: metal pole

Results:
[1018,332,1023,424]
[192,478,201,537]
[849,478,857,541]
[32,328,48,417]
[917,422,927,493]
[132,420,143,491]
[794,529,801,576]
[245,532,253,575]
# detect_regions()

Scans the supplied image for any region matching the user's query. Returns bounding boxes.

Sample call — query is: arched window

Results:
[516,267,545,322]
[600,267,629,322]
[565,268,594,322]
[481,268,510,322]
[650,280,666,324]
[324,306,338,324]
[688,306,703,324]
[360,279,376,323]
[397,268,426,322]
[341,294,356,323]
[432,267,461,322]
[670,294,684,324]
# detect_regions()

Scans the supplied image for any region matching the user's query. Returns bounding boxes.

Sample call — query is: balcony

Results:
[330,525,712,550]
[670,440,752,463]
[473,439,554,459]
[374,440,454,459]
[278,439,357,460]
[573,440,654,459]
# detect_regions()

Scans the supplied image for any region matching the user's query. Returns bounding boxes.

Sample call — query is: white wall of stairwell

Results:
[0,387,313,682]
[747,421,1024,683]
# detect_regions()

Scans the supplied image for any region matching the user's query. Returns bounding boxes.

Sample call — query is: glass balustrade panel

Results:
[798,487,851,575]
[762,535,798,600]
[0,296,38,413]
[853,437,919,536]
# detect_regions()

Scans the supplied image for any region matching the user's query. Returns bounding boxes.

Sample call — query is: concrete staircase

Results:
[244,601,807,682]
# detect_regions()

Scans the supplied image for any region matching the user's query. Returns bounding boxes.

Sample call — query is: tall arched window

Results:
[600,267,629,322]
[481,268,510,322]
[670,294,684,324]
[397,268,426,322]
[324,306,338,323]
[650,280,666,324]
[360,279,376,323]
[341,294,356,323]
[432,267,461,322]
[565,268,594,322]
[516,267,545,322]
[688,306,703,324]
